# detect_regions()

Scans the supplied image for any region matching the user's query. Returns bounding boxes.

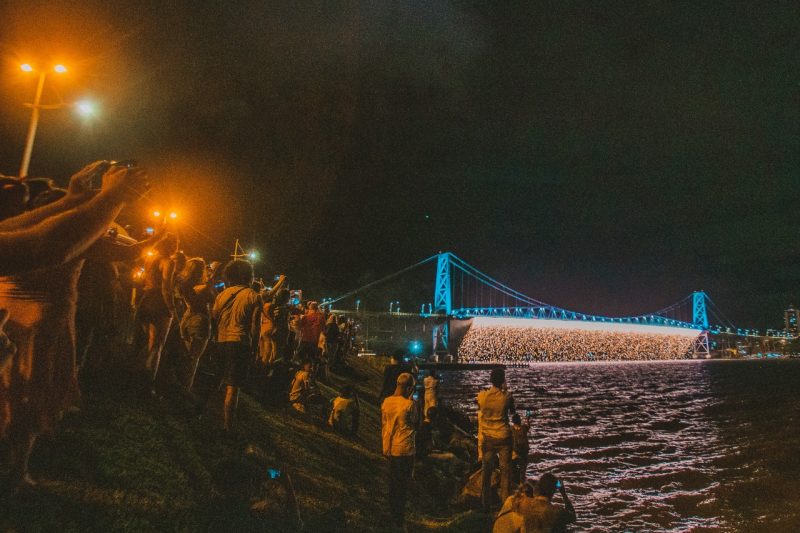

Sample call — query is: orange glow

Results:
[20,63,33,72]
[169,211,178,220]
[53,64,67,73]
[146,250,154,257]
[152,210,161,218]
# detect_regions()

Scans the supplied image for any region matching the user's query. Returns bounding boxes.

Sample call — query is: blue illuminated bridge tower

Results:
[430,251,714,360]
[432,252,452,355]
[693,290,710,358]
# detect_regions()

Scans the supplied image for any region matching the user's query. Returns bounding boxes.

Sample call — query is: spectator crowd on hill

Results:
[0,161,358,489]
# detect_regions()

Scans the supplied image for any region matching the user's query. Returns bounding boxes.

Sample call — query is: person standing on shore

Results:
[212,260,261,434]
[381,372,418,530]
[477,368,515,512]
[295,301,324,365]
[379,352,412,403]
[423,369,439,422]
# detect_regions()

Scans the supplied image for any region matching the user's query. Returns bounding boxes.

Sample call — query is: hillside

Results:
[0,348,489,532]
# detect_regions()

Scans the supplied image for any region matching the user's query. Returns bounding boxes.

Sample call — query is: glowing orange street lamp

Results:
[18,63,69,177]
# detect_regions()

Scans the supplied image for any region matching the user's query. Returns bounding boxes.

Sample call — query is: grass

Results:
[0,347,491,532]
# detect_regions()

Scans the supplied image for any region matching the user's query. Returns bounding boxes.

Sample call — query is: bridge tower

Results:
[692,291,710,358]
[433,252,452,357]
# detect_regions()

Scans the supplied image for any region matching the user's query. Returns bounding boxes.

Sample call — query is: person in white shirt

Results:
[381,372,418,529]
[423,369,439,422]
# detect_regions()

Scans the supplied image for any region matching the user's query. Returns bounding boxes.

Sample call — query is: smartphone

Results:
[525,409,532,417]
[214,281,225,290]
[267,468,281,479]
[144,227,155,235]
[555,480,562,489]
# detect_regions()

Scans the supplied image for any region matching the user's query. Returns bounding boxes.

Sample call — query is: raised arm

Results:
[263,274,287,300]
[558,482,577,526]
[0,166,150,276]
[0,161,109,231]
[84,231,160,263]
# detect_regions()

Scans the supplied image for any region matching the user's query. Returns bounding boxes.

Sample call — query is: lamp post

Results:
[19,63,69,177]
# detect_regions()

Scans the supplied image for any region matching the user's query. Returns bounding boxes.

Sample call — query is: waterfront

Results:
[440,359,800,532]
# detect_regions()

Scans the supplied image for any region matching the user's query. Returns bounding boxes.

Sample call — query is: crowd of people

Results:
[0,161,360,489]
[0,160,580,531]
[459,324,699,362]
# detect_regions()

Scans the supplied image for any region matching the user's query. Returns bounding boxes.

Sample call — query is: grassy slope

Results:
[0,351,488,532]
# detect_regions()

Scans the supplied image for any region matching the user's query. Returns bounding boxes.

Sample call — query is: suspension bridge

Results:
[328,252,790,361]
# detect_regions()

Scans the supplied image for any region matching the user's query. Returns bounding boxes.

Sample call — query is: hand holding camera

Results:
[67,160,110,200]
[102,161,150,203]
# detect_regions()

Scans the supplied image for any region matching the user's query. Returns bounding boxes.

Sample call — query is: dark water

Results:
[439,359,800,532]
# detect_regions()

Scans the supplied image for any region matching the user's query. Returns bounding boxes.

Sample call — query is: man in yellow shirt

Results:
[477,368,515,512]
[381,372,418,529]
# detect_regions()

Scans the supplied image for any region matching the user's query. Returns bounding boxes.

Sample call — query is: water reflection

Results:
[439,360,800,532]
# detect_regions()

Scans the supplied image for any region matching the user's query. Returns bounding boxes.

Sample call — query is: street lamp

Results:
[75,100,96,117]
[18,63,72,177]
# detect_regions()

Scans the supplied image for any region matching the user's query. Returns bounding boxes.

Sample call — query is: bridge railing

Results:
[451,306,703,329]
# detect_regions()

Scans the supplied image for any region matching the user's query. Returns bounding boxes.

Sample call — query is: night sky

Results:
[1,1,798,328]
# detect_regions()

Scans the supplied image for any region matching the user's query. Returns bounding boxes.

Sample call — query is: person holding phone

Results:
[381,372,418,529]
[511,412,531,485]
[518,473,576,532]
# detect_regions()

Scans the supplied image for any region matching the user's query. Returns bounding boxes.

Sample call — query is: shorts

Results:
[218,341,251,387]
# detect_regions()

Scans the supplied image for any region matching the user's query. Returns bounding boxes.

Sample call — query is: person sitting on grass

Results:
[288,359,322,414]
[493,474,576,533]
[328,384,360,436]
[523,473,576,532]
[493,478,535,533]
